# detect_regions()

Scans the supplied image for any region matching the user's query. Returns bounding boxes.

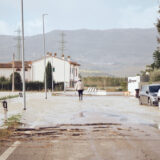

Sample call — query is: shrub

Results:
[150,70,160,82]
[120,81,128,91]
[10,72,22,90]
[0,76,8,82]
[54,82,64,91]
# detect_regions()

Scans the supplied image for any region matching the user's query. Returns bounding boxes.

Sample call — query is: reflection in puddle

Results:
[120,118,128,122]
[108,114,120,117]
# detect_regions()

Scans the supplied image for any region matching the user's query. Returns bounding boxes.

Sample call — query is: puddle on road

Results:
[139,123,160,130]
[148,124,160,130]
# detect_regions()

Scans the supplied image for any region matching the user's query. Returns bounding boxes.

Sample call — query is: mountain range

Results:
[0,28,157,77]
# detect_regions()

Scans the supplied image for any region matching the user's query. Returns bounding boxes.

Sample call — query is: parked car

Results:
[139,84,160,106]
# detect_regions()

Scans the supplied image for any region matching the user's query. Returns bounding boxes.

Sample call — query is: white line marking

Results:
[0,141,21,160]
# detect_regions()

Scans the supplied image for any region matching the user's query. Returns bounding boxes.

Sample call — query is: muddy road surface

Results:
[1,95,160,160]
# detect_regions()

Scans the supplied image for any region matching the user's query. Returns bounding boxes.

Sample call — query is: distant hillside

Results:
[0,28,157,76]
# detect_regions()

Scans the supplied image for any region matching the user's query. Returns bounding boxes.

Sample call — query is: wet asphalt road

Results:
[1,95,160,160]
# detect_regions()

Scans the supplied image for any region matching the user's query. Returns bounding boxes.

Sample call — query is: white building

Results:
[32,53,80,88]
[0,53,80,88]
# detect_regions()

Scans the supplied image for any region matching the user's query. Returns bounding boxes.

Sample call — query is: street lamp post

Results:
[42,14,48,99]
[21,0,26,110]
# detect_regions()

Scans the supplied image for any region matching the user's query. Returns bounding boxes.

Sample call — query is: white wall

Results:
[32,59,44,82]
[0,68,13,78]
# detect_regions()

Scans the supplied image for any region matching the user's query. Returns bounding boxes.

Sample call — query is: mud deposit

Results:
[1,123,160,160]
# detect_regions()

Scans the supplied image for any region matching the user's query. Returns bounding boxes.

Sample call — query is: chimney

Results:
[61,54,65,60]
[67,56,71,61]
[54,53,57,57]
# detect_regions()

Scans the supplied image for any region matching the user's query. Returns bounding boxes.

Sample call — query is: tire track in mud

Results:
[85,127,104,160]
[1,123,122,142]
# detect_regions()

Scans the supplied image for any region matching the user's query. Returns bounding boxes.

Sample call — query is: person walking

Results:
[75,78,84,100]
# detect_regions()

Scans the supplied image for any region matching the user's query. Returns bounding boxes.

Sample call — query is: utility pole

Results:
[12,53,15,92]
[61,32,65,55]
[15,28,21,61]
[60,32,66,92]
[21,0,26,110]
[42,14,48,99]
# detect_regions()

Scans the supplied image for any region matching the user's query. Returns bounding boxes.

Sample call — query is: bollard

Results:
[2,100,8,122]
[19,92,23,97]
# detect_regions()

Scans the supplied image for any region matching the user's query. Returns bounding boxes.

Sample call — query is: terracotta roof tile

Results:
[0,61,31,69]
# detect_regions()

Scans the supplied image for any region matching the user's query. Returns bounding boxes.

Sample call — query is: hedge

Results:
[26,81,44,91]
[0,81,12,91]
[0,81,64,91]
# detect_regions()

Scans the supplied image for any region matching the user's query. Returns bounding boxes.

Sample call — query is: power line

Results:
[59,32,67,55]
[59,32,67,92]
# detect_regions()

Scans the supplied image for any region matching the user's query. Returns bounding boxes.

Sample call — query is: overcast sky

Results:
[0,0,159,36]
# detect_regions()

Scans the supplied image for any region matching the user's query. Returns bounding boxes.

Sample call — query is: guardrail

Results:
[84,88,107,96]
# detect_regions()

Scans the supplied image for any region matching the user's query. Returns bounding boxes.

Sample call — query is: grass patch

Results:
[0,114,22,139]
[0,95,19,101]
[5,114,22,129]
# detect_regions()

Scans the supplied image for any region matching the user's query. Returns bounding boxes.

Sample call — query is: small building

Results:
[32,53,80,88]
[128,76,140,96]
[0,61,32,81]
[0,53,80,88]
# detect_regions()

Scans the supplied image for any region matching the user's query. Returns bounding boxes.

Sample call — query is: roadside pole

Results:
[12,53,15,92]
[51,55,54,92]
[42,14,48,99]
[21,0,26,110]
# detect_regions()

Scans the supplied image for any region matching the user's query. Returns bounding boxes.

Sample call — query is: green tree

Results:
[152,7,160,69]
[46,62,52,89]
[10,72,22,90]
[150,70,160,82]
[156,7,160,43]
[140,71,149,82]
[153,50,160,69]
